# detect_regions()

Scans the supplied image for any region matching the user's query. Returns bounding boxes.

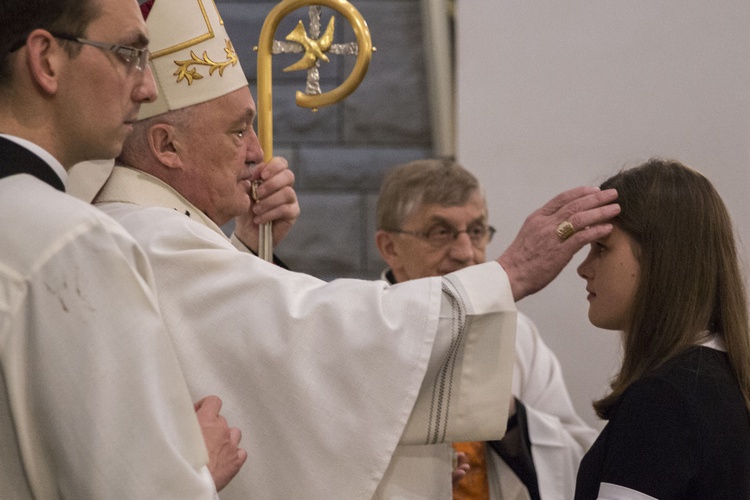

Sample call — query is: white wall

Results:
[456,1,750,428]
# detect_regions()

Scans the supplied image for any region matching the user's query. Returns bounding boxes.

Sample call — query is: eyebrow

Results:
[120,30,149,49]
[225,110,254,134]
[425,215,487,226]
[593,234,611,244]
[239,108,257,126]
[232,109,254,125]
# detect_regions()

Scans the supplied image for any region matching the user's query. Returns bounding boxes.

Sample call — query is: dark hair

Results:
[0,0,100,84]
[376,158,484,231]
[593,158,750,418]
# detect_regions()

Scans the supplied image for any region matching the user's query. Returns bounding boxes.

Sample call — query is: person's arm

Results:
[497,186,619,301]
[400,187,618,445]
[230,232,289,269]
[16,218,219,498]
[400,262,518,445]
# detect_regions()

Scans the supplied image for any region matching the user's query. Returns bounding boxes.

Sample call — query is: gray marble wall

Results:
[217,0,433,280]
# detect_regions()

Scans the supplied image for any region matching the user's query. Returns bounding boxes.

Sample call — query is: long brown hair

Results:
[593,158,750,419]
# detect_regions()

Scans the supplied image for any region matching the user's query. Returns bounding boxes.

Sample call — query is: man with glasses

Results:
[39,32,151,71]
[77,0,618,498]
[374,160,598,500]
[0,0,245,496]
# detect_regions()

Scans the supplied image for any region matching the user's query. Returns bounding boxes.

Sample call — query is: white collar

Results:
[699,333,726,352]
[94,164,227,240]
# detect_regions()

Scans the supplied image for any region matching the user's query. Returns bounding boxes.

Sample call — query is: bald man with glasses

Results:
[374,159,598,500]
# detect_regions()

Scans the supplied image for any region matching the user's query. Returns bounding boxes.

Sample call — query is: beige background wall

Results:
[456,1,750,427]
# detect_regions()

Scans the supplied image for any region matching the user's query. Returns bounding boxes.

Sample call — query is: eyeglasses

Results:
[389,224,496,249]
[49,32,150,72]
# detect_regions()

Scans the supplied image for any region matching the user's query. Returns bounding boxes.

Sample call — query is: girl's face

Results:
[577,226,641,331]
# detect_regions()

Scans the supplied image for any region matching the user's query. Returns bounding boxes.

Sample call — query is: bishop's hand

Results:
[497,186,620,301]
[234,156,299,252]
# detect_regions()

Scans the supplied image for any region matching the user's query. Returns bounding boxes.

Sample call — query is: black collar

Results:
[0,136,65,191]
[385,269,397,285]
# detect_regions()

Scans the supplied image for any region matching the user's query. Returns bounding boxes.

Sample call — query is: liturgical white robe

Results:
[93,165,517,499]
[0,141,217,498]
[375,271,597,500]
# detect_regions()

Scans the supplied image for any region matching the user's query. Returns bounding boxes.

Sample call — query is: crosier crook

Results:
[253,0,374,261]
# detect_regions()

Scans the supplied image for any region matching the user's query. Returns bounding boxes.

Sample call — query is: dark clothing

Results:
[488,401,541,500]
[575,346,750,499]
[0,136,64,191]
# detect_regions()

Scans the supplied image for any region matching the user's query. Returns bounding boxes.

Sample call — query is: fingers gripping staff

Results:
[253,0,374,261]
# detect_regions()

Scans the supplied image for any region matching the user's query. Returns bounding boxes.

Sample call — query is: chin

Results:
[88,142,124,165]
[220,200,250,222]
[589,316,623,331]
[236,196,252,214]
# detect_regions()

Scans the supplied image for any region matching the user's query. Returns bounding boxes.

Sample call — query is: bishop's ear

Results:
[147,123,182,169]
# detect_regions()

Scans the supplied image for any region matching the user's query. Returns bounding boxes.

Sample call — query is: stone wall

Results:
[217,0,433,280]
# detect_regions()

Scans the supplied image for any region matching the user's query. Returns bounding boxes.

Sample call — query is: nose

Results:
[447,231,475,263]
[133,63,158,103]
[577,249,594,280]
[245,127,264,164]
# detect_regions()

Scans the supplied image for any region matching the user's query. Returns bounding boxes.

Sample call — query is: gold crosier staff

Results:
[254,0,373,261]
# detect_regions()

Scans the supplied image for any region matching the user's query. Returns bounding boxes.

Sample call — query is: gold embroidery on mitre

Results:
[173,39,239,85]
[150,0,218,59]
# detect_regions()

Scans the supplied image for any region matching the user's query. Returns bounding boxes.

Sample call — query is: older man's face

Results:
[380,193,489,282]
[174,86,264,226]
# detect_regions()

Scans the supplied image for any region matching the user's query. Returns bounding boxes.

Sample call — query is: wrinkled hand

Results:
[235,156,300,252]
[497,186,619,301]
[194,395,247,492]
[452,451,471,487]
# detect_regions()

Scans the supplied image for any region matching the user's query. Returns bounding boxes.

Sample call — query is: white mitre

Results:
[138,0,249,119]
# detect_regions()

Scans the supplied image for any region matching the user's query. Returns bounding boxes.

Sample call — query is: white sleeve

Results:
[400,262,518,445]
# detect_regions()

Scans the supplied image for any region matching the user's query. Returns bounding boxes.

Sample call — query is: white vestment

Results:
[0,143,216,498]
[374,275,598,500]
[92,165,518,499]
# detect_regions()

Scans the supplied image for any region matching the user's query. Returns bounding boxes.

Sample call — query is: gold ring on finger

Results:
[556,220,576,241]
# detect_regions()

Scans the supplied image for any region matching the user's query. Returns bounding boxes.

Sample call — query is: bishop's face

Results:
[577,225,641,331]
[378,193,489,282]
[174,86,264,226]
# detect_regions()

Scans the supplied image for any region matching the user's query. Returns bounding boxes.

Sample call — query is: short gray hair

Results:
[376,159,485,230]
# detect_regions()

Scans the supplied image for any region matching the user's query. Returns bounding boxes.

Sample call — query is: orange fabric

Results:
[452,441,490,500]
